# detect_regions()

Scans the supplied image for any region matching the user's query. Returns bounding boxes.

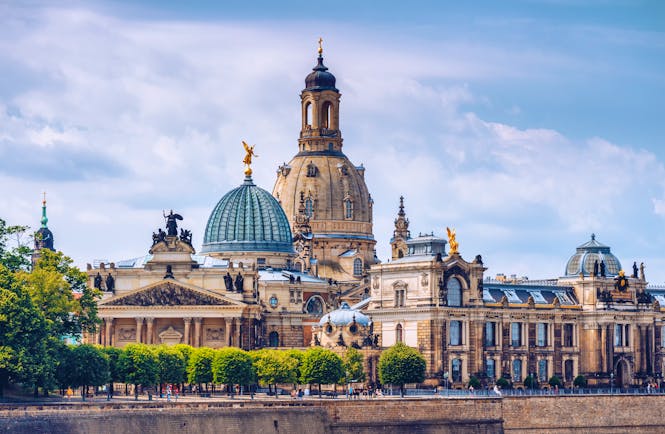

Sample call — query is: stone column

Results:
[146,318,154,345]
[183,317,192,346]
[234,318,241,349]
[104,318,113,347]
[135,317,144,344]
[226,319,233,347]
[194,318,202,347]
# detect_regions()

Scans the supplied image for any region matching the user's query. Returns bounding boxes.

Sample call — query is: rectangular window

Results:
[624,324,630,347]
[537,323,548,347]
[614,324,623,347]
[450,320,462,346]
[563,324,574,347]
[486,359,495,379]
[394,289,405,307]
[538,359,548,382]
[512,359,522,382]
[485,322,494,346]
[452,359,462,382]
[661,326,665,348]
[564,360,574,382]
[511,322,522,347]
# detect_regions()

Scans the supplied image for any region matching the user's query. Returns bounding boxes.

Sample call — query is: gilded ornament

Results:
[447,227,459,255]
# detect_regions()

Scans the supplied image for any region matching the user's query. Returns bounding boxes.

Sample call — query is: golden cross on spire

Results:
[318,37,323,55]
[42,191,46,206]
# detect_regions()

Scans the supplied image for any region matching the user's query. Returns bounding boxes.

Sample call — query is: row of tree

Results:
[54,343,419,400]
[0,219,101,398]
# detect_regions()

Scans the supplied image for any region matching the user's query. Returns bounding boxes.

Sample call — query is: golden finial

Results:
[42,191,46,206]
[242,141,258,176]
[318,37,323,56]
[447,227,459,255]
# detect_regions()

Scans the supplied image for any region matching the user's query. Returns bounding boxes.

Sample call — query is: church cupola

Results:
[33,193,54,266]
[299,38,343,154]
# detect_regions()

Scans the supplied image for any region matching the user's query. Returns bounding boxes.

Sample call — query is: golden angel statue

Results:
[447,227,459,255]
[242,141,258,175]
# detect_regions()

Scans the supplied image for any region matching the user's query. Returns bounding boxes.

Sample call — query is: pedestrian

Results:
[493,384,502,396]
[167,384,172,402]
[66,387,73,400]
[298,388,304,400]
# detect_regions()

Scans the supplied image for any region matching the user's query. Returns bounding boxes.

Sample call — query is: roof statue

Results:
[163,210,183,236]
[242,141,258,176]
[318,37,323,55]
[447,227,459,255]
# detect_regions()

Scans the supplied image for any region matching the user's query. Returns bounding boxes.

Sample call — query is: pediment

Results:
[101,281,243,307]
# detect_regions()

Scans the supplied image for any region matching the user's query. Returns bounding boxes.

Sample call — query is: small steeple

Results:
[33,192,55,266]
[41,192,48,228]
[391,196,410,260]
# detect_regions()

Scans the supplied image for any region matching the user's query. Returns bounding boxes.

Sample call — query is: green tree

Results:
[70,344,109,400]
[300,348,344,397]
[523,374,538,390]
[468,375,482,390]
[251,349,299,397]
[187,347,216,393]
[0,219,31,272]
[343,347,365,383]
[496,377,511,390]
[378,343,426,397]
[0,280,49,398]
[549,375,563,388]
[573,374,587,388]
[119,344,158,400]
[156,345,186,395]
[213,348,255,396]
[102,346,124,398]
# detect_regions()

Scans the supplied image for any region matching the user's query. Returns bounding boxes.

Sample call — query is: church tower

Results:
[273,41,376,282]
[391,196,410,260]
[32,194,54,266]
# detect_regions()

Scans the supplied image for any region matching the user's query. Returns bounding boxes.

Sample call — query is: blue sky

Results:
[1,0,664,282]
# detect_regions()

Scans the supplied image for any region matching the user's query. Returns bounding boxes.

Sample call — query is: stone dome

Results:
[319,302,370,326]
[305,56,337,92]
[202,175,294,254]
[565,234,622,277]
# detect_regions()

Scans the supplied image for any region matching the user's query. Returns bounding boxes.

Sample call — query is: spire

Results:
[398,195,405,218]
[318,37,323,56]
[391,196,410,260]
[41,192,48,228]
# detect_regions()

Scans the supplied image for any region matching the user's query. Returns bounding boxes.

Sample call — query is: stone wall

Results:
[2,395,665,434]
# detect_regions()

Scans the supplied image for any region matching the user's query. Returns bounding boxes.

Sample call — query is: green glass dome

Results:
[202,175,294,254]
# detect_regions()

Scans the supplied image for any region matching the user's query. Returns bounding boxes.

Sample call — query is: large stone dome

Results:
[319,302,370,326]
[202,175,293,254]
[565,234,622,277]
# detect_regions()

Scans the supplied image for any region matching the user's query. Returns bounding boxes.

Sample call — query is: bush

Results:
[573,375,587,388]
[549,375,563,388]
[523,375,539,389]
[496,377,511,389]
[468,375,481,389]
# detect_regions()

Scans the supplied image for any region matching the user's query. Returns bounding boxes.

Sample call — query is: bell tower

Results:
[391,196,410,260]
[299,38,343,154]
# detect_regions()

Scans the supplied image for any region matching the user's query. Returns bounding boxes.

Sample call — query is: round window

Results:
[325,325,333,334]
[349,324,358,334]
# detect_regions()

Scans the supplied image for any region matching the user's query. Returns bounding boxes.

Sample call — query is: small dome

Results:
[305,56,337,91]
[565,234,622,277]
[202,176,293,254]
[319,302,370,326]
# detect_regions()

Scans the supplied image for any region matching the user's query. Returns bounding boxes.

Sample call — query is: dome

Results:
[305,56,337,92]
[319,302,370,326]
[202,175,294,254]
[565,234,622,277]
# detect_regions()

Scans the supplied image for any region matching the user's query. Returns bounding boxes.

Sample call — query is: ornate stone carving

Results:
[158,326,183,345]
[118,327,136,341]
[205,327,225,341]
[105,283,233,306]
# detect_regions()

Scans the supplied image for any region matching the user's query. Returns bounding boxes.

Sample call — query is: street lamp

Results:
[610,372,614,395]
[443,371,449,396]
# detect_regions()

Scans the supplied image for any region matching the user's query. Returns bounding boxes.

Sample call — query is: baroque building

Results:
[272,43,376,283]
[86,167,338,350]
[364,198,665,389]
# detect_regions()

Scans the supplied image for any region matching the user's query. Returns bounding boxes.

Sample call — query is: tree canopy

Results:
[300,348,344,396]
[212,348,255,393]
[378,343,426,396]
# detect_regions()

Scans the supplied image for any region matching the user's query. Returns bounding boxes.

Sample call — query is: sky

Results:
[1,0,664,282]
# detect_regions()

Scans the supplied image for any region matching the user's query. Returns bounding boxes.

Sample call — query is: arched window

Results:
[305,296,324,315]
[395,324,403,343]
[306,162,318,177]
[512,359,522,382]
[353,258,362,276]
[305,198,313,218]
[538,359,548,382]
[344,199,353,219]
[452,358,462,382]
[447,277,462,307]
[322,101,332,128]
[268,331,279,347]
[305,102,312,127]
[398,250,404,258]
